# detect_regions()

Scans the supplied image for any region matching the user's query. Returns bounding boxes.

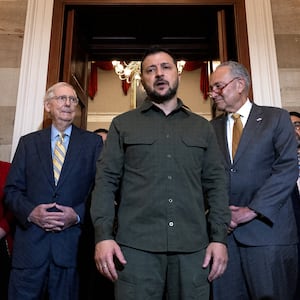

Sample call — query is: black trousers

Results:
[0,238,11,300]
[212,234,298,300]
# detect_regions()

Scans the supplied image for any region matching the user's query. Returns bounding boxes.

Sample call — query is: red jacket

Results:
[0,161,14,254]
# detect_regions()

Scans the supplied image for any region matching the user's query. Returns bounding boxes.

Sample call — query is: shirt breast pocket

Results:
[181,136,208,168]
[123,136,157,167]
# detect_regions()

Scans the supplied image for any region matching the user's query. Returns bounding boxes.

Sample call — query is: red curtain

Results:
[88,61,130,99]
[122,80,131,96]
[88,62,100,99]
[184,61,209,100]
[88,61,209,100]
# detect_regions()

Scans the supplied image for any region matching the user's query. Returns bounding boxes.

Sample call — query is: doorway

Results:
[47,0,250,128]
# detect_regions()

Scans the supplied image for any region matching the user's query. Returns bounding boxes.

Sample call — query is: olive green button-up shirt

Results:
[91,98,230,252]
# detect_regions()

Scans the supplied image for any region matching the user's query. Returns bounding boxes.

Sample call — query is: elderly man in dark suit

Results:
[4,82,102,300]
[209,61,299,300]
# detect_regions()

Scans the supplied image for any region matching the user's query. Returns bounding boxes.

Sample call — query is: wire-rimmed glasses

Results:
[52,95,79,105]
[208,77,240,98]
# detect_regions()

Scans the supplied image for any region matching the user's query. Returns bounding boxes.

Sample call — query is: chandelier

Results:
[112,60,186,84]
[177,60,186,74]
[112,61,141,83]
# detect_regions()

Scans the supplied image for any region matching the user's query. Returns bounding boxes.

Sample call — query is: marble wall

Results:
[271,0,300,112]
[0,0,27,161]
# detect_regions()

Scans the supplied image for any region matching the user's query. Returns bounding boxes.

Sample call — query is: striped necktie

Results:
[53,133,66,185]
[232,113,243,159]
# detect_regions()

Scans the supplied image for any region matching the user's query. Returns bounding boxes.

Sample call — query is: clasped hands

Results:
[28,202,78,232]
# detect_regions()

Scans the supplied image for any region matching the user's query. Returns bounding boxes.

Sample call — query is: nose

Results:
[208,89,219,99]
[155,66,165,77]
[64,97,72,105]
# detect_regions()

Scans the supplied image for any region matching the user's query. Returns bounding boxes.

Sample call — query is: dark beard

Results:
[143,80,178,104]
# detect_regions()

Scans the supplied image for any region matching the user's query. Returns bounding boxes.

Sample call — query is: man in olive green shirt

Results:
[91,46,230,300]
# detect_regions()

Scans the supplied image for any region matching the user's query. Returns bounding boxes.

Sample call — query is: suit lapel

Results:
[233,104,263,163]
[36,127,54,185]
[214,114,231,165]
[57,126,83,186]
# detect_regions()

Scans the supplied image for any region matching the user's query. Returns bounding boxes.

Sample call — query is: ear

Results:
[44,100,51,113]
[237,77,246,93]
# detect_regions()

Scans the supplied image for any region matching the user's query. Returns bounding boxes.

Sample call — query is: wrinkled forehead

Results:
[210,66,232,83]
[142,52,174,68]
[54,85,76,96]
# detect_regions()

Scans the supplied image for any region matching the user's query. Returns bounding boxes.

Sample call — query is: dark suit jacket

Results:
[211,104,299,246]
[4,125,102,268]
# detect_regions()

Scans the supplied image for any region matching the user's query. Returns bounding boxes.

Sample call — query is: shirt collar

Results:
[51,125,72,140]
[140,97,189,115]
[228,98,252,120]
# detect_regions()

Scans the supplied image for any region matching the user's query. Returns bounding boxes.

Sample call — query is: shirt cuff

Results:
[76,214,80,224]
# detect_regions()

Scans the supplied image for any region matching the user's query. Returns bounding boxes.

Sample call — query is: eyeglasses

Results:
[208,77,240,98]
[52,95,79,105]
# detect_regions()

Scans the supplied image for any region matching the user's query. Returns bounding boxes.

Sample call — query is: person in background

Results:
[90,46,231,300]
[289,111,300,300]
[290,111,300,191]
[210,61,299,300]
[0,161,14,300]
[4,82,103,300]
[94,128,108,143]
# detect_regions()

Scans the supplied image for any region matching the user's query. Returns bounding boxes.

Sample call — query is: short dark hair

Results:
[289,111,300,119]
[93,128,108,134]
[140,46,177,73]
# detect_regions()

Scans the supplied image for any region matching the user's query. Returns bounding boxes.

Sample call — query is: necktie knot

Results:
[58,133,65,143]
[232,113,241,121]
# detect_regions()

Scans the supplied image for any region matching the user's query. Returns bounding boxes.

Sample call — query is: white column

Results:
[245,0,282,107]
[11,0,54,160]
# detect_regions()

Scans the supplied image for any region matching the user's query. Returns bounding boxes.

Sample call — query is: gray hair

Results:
[44,82,77,102]
[216,61,251,92]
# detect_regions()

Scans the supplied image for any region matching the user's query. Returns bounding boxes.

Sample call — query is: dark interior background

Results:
[70,4,237,62]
